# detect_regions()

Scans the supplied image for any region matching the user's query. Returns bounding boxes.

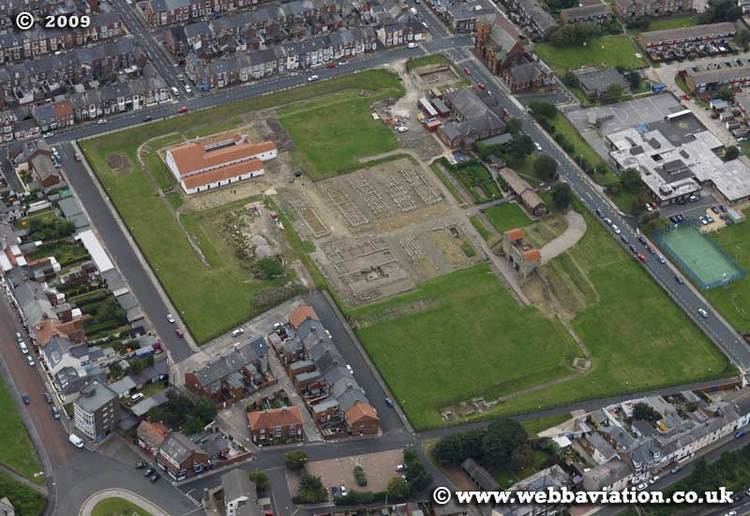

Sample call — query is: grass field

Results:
[0,380,42,480]
[0,472,46,515]
[406,54,450,71]
[348,265,581,430]
[81,70,402,343]
[644,15,698,32]
[535,35,647,75]
[280,90,400,180]
[92,497,151,516]
[707,220,750,332]
[484,203,532,233]
[482,210,731,418]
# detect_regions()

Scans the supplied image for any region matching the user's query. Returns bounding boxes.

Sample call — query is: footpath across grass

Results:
[707,220,750,333]
[483,209,731,418]
[348,265,580,430]
[535,35,647,75]
[0,380,42,480]
[81,70,402,343]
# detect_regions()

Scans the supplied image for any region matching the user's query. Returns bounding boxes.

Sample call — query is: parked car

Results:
[330,486,340,497]
[184,85,192,94]
[628,244,637,254]
[637,253,647,263]
[595,208,602,217]
[340,485,348,497]
[534,141,542,151]
[150,472,161,483]
[395,464,406,472]
[657,255,666,264]
[69,433,84,448]
[620,235,628,244]
[177,106,189,114]
[675,275,685,284]
[326,62,335,69]
[26,355,35,367]
[166,313,175,323]
[613,225,622,235]
[638,235,647,245]
[51,406,61,420]
[176,328,184,338]
[21,394,30,405]
[43,392,52,404]
[97,118,108,125]
[231,328,245,337]
[144,467,154,477]
[143,116,152,122]
[15,332,22,342]
[307,74,319,82]
[698,308,708,318]
[136,461,148,469]
[407,42,417,49]
[385,397,394,408]
[463,67,471,75]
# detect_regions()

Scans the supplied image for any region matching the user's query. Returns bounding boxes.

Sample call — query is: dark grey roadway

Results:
[56,142,195,362]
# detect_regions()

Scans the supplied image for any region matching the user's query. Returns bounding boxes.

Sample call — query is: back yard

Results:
[81,70,402,343]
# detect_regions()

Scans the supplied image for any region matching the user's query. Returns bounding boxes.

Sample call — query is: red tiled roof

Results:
[53,100,73,119]
[505,228,525,241]
[35,317,86,346]
[169,136,276,177]
[345,401,378,425]
[523,249,541,262]
[247,406,303,430]
[289,304,319,329]
[182,158,264,190]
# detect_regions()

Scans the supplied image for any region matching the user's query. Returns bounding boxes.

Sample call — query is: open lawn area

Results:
[406,54,450,71]
[280,87,402,179]
[92,497,151,516]
[0,380,42,480]
[348,265,580,430]
[0,472,46,515]
[483,209,730,418]
[642,15,698,32]
[707,220,750,333]
[81,70,401,343]
[484,203,532,233]
[535,36,646,75]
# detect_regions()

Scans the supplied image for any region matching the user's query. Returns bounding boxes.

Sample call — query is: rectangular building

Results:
[73,380,119,442]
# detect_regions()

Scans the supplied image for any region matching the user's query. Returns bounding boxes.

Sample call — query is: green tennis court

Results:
[657,225,744,289]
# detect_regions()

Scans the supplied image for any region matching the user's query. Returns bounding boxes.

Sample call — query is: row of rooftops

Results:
[190,335,269,393]
[639,21,737,47]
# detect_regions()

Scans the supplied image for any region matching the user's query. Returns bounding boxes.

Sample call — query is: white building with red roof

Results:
[165,134,277,195]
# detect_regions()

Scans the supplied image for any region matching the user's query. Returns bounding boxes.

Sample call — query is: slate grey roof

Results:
[160,431,204,463]
[462,458,500,491]
[192,335,267,388]
[76,380,117,413]
[222,468,256,504]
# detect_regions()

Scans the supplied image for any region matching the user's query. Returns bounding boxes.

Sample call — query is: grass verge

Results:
[0,472,46,515]
[0,380,42,480]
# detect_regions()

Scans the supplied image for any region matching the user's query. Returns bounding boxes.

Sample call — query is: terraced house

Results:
[615,0,693,18]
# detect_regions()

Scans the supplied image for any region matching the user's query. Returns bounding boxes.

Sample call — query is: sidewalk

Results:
[79,489,171,516]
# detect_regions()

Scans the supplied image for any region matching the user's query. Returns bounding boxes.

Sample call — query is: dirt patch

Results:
[106,153,131,173]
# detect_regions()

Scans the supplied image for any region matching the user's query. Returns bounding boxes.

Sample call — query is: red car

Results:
[476,82,485,90]
[637,253,647,263]
[176,328,184,338]
[177,106,189,114]
[464,67,471,75]
[326,62,335,69]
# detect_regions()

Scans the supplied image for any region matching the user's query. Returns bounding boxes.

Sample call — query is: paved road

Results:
[55,142,194,362]
[452,46,750,373]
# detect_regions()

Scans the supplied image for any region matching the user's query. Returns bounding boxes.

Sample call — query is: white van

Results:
[19,341,28,354]
[69,434,84,448]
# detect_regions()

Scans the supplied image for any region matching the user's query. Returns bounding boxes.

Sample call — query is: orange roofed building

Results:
[501,227,541,280]
[247,406,303,444]
[345,401,379,436]
[288,304,319,329]
[165,134,277,195]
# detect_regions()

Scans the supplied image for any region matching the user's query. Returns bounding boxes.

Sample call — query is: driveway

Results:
[540,211,587,264]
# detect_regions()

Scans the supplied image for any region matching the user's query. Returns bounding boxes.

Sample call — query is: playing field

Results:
[81,70,403,343]
[707,220,750,332]
[657,224,744,289]
[535,35,647,75]
[349,265,582,430]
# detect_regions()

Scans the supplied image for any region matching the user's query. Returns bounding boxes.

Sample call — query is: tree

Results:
[507,134,534,161]
[562,71,579,88]
[717,86,734,102]
[528,101,557,120]
[605,83,624,101]
[511,445,533,472]
[254,257,284,280]
[633,402,661,422]
[551,183,572,210]
[404,449,433,494]
[249,471,270,495]
[621,168,642,193]
[505,117,522,135]
[387,476,410,500]
[533,154,558,181]
[285,451,308,471]
[735,29,750,51]
[298,472,327,503]
[549,22,599,47]
[481,418,529,469]
[724,145,740,161]
[625,71,641,90]
[433,428,489,465]
[699,0,741,23]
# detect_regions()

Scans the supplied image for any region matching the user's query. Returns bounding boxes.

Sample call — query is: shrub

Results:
[354,465,367,487]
